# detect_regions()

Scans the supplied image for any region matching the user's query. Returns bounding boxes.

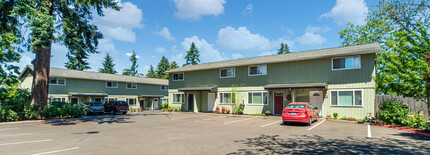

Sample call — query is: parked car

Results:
[282,102,318,126]
[82,102,105,115]
[104,101,129,115]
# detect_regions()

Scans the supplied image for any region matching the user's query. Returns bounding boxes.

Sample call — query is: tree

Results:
[277,43,290,54]
[170,61,179,69]
[98,53,117,74]
[123,52,140,76]
[184,42,200,66]
[65,50,91,71]
[145,65,156,78]
[339,0,430,116]
[2,0,120,109]
[156,56,170,79]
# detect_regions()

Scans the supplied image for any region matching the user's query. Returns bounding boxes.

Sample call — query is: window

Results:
[106,98,117,102]
[126,83,137,89]
[49,78,66,85]
[106,81,118,88]
[331,90,363,106]
[220,68,235,78]
[219,92,236,104]
[127,98,137,106]
[51,97,66,103]
[248,92,268,105]
[173,93,184,103]
[332,56,360,70]
[161,98,168,104]
[173,73,184,81]
[161,86,168,91]
[249,65,267,76]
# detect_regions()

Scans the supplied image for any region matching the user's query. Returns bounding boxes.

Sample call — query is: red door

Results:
[274,92,284,114]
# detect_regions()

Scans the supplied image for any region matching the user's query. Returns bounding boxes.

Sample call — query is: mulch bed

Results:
[372,123,430,137]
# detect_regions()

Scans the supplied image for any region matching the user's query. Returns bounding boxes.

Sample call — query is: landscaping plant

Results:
[214,106,220,113]
[265,111,271,115]
[333,113,339,119]
[42,102,84,119]
[0,85,40,122]
[403,113,429,129]
[162,102,169,109]
[221,106,226,114]
[379,100,408,125]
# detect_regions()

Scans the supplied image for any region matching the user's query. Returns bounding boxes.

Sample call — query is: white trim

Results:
[272,91,284,114]
[172,93,184,104]
[219,68,236,78]
[246,91,269,105]
[126,83,137,89]
[105,81,118,88]
[248,64,267,76]
[126,98,137,106]
[329,89,364,107]
[48,78,66,86]
[173,73,184,81]
[186,93,194,111]
[105,97,118,103]
[160,85,169,91]
[50,97,66,103]
[331,55,361,71]
[218,92,236,105]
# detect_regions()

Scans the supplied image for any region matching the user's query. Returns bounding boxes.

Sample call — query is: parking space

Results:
[1,111,429,154]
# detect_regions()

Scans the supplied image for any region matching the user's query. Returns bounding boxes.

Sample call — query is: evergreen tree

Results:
[98,53,117,74]
[277,43,290,54]
[145,65,157,78]
[183,42,200,66]
[65,50,91,70]
[156,56,170,79]
[170,61,179,69]
[123,52,140,76]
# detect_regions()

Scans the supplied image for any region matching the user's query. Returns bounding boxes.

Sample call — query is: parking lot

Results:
[1,111,429,154]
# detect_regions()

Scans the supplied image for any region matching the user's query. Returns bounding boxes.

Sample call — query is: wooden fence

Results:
[375,95,428,120]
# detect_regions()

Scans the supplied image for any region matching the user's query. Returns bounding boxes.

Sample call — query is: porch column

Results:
[291,89,295,103]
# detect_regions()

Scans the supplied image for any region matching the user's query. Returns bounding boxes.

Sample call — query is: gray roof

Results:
[21,66,168,86]
[166,43,380,73]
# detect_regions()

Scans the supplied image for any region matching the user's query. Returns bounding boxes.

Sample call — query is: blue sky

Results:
[17,0,376,74]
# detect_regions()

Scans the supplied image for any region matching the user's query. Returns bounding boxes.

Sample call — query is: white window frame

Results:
[330,89,364,107]
[50,97,66,103]
[248,64,267,76]
[161,98,168,104]
[126,98,137,106]
[219,68,235,78]
[106,97,118,103]
[106,81,118,88]
[49,77,66,86]
[247,91,269,105]
[161,85,169,91]
[218,92,236,105]
[172,93,184,104]
[126,83,137,89]
[331,55,361,71]
[173,73,184,81]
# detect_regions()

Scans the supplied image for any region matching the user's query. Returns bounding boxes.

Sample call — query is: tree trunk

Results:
[30,48,51,111]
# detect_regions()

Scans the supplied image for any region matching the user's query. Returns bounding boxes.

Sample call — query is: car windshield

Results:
[117,101,128,105]
[287,104,306,108]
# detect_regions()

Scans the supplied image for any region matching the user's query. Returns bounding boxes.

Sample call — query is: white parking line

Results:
[0,128,19,131]
[224,117,255,125]
[260,120,282,127]
[195,116,227,122]
[0,133,33,137]
[32,147,79,155]
[367,124,372,137]
[307,119,326,131]
[170,114,210,120]
[0,139,52,146]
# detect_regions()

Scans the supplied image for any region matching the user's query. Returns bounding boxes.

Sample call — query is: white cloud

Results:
[216,26,272,52]
[242,4,253,15]
[173,0,226,20]
[260,51,277,56]
[126,52,140,58]
[14,54,33,71]
[305,26,331,33]
[156,47,166,53]
[320,0,369,26]
[296,32,326,46]
[181,35,227,63]
[232,53,244,59]
[154,27,175,41]
[93,0,143,42]
[170,53,185,66]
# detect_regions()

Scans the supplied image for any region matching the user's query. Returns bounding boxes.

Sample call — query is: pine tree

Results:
[123,52,140,76]
[98,53,117,74]
[156,56,170,79]
[145,65,157,78]
[170,61,179,69]
[65,50,91,70]
[277,43,291,54]
[184,42,200,66]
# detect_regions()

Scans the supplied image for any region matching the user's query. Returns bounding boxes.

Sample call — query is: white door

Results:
[153,99,159,109]
[207,93,215,112]
[309,91,323,117]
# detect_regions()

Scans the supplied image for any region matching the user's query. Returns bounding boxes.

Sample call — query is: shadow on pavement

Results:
[228,134,430,154]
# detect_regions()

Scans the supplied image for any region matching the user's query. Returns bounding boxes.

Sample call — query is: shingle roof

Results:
[21,66,168,86]
[166,43,380,73]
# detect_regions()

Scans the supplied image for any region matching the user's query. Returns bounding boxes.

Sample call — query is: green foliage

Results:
[145,65,157,78]
[265,111,271,115]
[403,113,429,129]
[333,113,339,119]
[162,102,169,109]
[0,84,40,122]
[379,100,409,125]
[277,43,291,54]
[65,50,91,71]
[42,102,84,119]
[170,61,179,69]
[184,42,200,66]
[98,53,117,74]
[339,117,347,120]
[156,56,170,79]
[231,84,245,114]
[123,51,141,76]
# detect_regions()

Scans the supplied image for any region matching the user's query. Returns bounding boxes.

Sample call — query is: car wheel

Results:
[283,122,288,125]
[308,117,312,126]
[122,112,127,115]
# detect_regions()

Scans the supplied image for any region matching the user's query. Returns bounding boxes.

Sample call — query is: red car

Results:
[104,101,129,115]
[282,102,318,125]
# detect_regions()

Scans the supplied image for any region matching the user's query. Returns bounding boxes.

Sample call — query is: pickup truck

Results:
[104,101,129,115]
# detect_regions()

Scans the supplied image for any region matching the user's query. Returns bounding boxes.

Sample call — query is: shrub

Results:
[403,113,429,129]
[0,85,40,122]
[379,100,408,125]
[42,102,84,118]
[333,113,339,119]
[221,106,226,114]
[340,117,347,120]
[346,117,357,121]
[265,111,271,115]
[233,104,245,114]
[162,102,169,109]
[214,106,220,113]
[261,113,265,116]
[226,108,230,114]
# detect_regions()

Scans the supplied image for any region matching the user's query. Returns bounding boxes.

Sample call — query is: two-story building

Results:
[19,65,169,110]
[165,43,380,118]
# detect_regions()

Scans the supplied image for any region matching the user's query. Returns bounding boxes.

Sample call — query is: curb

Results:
[372,123,430,137]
